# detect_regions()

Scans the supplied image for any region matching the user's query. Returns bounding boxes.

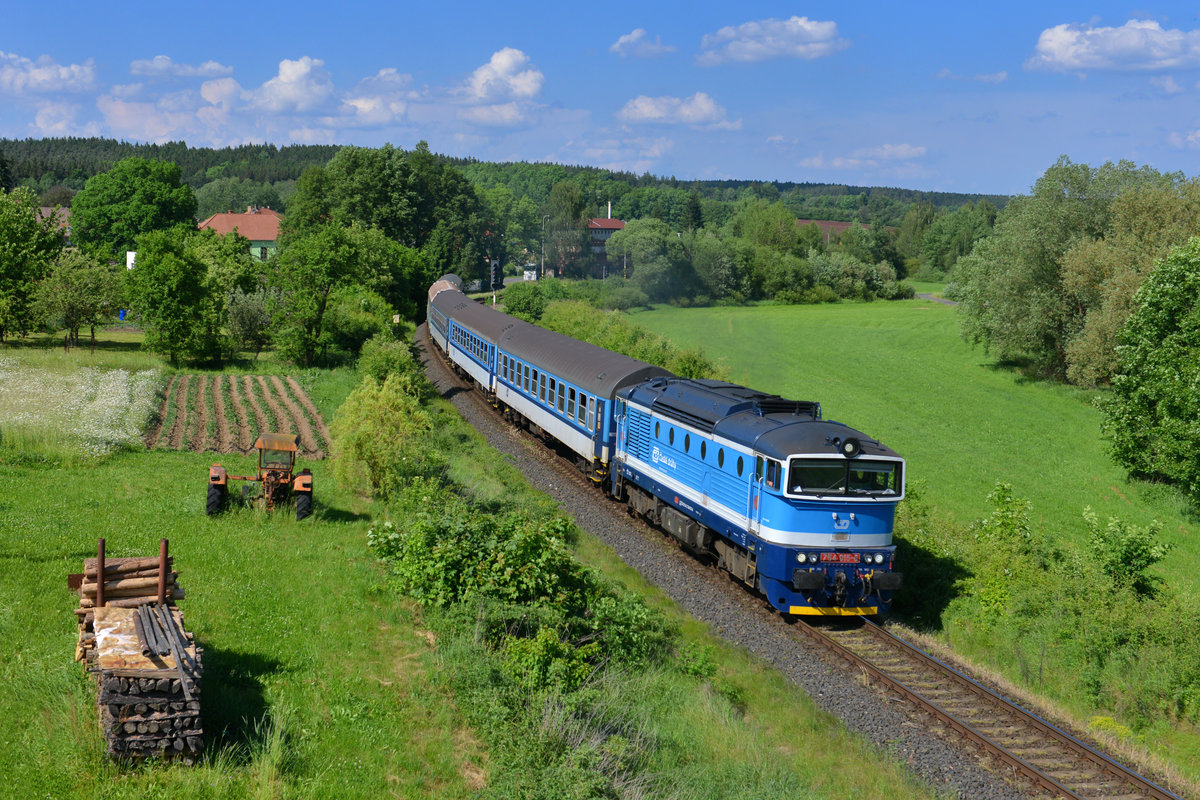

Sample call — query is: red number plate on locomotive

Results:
[819,553,861,563]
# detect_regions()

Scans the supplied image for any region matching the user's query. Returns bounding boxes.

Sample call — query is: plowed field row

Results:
[144,375,331,459]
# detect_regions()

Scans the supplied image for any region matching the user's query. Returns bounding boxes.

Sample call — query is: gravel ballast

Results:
[419,328,1035,800]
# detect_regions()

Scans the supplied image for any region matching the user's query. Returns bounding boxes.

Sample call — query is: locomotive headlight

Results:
[808,553,820,564]
[797,552,805,564]
[874,553,885,565]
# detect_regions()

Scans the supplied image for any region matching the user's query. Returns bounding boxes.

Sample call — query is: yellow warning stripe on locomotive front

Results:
[789,606,878,616]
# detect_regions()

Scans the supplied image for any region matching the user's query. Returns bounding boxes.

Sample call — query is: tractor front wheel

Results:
[296,490,313,520]
[206,483,226,516]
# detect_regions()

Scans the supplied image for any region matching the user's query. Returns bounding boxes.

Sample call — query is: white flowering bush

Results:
[0,357,162,461]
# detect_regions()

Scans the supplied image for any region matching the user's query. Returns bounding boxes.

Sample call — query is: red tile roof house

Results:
[197,206,282,261]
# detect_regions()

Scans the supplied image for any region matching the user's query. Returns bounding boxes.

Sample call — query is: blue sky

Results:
[4,2,1200,195]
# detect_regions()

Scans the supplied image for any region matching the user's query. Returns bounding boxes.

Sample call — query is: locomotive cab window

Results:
[787,458,901,497]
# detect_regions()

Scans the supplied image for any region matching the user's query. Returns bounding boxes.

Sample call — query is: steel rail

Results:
[421,324,1183,800]
[795,617,1181,800]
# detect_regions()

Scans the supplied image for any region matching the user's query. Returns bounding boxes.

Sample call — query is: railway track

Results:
[420,323,1188,800]
[795,618,1181,800]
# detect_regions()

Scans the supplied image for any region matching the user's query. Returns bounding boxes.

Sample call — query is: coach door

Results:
[747,454,764,536]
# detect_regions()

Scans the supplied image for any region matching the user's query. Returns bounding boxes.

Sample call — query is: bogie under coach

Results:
[427,276,905,616]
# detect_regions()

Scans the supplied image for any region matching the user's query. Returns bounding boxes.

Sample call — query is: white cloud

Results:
[96,94,198,142]
[937,68,1008,84]
[1150,75,1184,94]
[243,56,335,112]
[698,16,848,66]
[340,68,412,125]
[801,143,926,170]
[31,101,99,136]
[0,51,96,94]
[610,29,676,58]
[1167,128,1200,148]
[617,91,739,128]
[130,55,233,78]
[1026,19,1200,71]
[459,102,528,126]
[463,48,543,102]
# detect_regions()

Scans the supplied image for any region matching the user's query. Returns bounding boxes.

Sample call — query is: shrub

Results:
[502,281,546,322]
[1083,507,1170,596]
[331,373,436,498]
[357,332,422,385]
[502,627,599,693]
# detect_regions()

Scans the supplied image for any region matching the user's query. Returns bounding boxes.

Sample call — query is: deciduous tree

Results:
[0,186,65,341]
[71,157,197,256]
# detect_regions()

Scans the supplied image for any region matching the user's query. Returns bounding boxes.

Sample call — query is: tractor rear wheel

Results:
[296,490,313,520]
[206,484,225,516]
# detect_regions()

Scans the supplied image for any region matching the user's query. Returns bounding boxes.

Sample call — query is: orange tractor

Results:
[207,433,314,520]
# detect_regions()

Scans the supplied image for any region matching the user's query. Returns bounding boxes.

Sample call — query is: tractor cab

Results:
[256,433,298,473]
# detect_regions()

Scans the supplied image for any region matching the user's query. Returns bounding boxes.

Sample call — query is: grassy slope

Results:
[630,297,1199,580]
[0,334,942,800]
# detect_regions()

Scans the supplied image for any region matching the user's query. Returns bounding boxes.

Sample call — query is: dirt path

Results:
[143,374,174,448]
[191,375,211,452]
[270,376,323,458]
[285,377,333,447]
[211,375,234,453]
[226,376,254,452]
[167,375,189,450]
[240,376,270,442]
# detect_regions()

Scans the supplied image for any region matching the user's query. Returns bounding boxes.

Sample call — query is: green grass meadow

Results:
[631,296,1198,572]
[0,333,945,800]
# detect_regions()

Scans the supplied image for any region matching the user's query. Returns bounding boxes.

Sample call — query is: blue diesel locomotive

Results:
[428,275,905,615]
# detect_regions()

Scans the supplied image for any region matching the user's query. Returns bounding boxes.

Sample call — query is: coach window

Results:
[558,382,566,413]
[524,365,530,393]
[567,388,576,418]
[587,397,596,430]
[577,394,586,425]
[549,377,556,404]
[540,373,547,403]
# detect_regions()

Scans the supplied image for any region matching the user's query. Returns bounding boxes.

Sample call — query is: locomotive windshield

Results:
[787,458,901,497]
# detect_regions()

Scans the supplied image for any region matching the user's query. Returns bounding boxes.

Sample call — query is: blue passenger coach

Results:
[427,276,905,616]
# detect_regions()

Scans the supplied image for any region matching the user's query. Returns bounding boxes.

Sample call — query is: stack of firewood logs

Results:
[74,555,184,663]
[73,540,203,762]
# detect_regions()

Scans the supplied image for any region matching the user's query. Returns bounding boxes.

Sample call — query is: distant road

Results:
[918,293,957,306]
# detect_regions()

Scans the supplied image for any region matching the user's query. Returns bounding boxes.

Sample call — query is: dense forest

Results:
[0,137,1005,227]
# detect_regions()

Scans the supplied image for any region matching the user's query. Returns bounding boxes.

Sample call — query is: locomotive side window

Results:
[755,456,764,481]
[655,421,661,438]
[737,456,744,476]
[700,441,706,460]
[668,427,675,446]
[765,459,781,489]
[717,448,724,468]
[684,434,690,452]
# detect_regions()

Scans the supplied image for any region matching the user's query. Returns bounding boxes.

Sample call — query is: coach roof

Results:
[431,287,671,401]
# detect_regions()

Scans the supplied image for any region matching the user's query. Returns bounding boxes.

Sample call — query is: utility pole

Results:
[540,215,550,280]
